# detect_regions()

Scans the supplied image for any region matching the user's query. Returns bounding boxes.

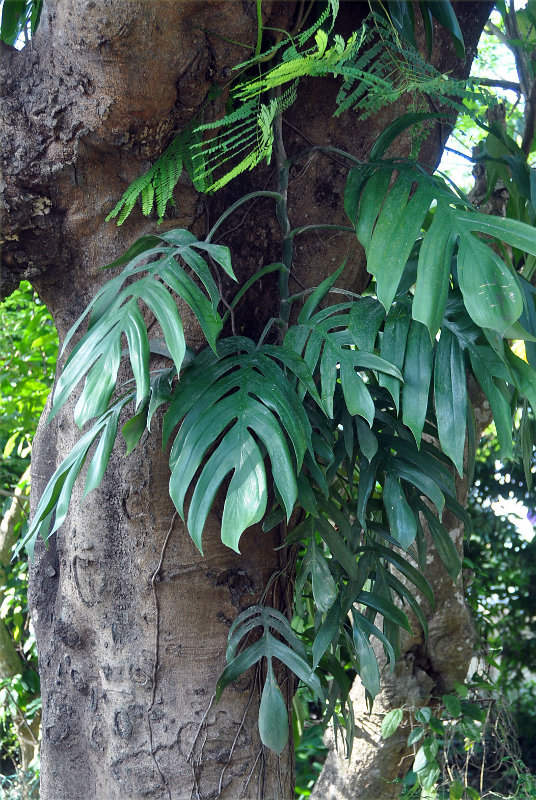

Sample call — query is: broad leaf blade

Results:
[402,321,433,445]
[259,665,289,754]
[434,329,466,475]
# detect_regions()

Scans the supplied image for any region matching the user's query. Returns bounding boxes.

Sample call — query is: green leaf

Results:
[415,706,432,724]
[413,203,456,337]
[457,211,536,260]
[123,304,151,410]
[121,404,148,456]
[381,708,404,739]
[385,571,428,639]
[168,343,308,551]
[449,780,464,800]
[428,0,465,56]
[434,329,467,475]
[83,406,123,495]
[50,229,231,424]
[357,590,412,633]
[457,232,523,336]
[355,167,393,251]
[416,760,440,790]
[402,321,433,445]
[388,459,445,516]
[298,263,346,323]
[408,726,425,746]
[369,544,435,607]
[383,470,417,550]
[379,299,412,412]
[465,787,481,800]
[17,396,132,557]
[259,665,289,754]
[216,636,266,699]
[344,165,374,226]
[311,540,338,613]
[469,349,513,461]
[442,694,461,717]
[352,618,381,698]
[348,296,385,353]
[365,171,435,311]
[352,609,397,671]
[1,0,26,45]
[287,306,401,421]
[313,598,341,668]
[147,369,174,430]
[316,517,360,582]
[355,417,378,461]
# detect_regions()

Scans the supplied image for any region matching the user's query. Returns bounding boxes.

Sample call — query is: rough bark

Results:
[1,1,491,798]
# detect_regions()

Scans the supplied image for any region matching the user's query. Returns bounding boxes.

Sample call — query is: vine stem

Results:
[273,89,293,337]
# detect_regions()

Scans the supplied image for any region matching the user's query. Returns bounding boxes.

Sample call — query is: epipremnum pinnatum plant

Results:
[20,1,536,755]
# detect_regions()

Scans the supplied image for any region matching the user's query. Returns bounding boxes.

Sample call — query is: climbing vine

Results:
[19,0,536,759]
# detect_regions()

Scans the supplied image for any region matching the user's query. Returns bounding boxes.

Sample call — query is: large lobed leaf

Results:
[50,230,234,427]
[164,338,316,553]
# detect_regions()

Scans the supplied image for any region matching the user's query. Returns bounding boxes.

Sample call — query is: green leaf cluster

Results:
[23,113,536,754]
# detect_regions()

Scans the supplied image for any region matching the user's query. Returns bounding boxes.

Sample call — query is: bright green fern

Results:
[106,125,204,225]
[107,4,490,220]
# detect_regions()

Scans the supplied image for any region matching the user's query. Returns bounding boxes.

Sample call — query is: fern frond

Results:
[108,6,492,219]
[106,126,201,226]
[193,84,298,193]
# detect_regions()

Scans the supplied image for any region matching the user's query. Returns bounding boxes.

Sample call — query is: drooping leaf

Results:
[352,615,381,697]
[17,395,133,557]
[379,299,412,412]
[402,320,433,445]
[167,340,313,552]
[418,501,462,582]
[49,229,233,425]
[383,470,417,550]
[287,304,402,421]
[413,203,456,337]
[434,328,467,475]
[259,665,289,754]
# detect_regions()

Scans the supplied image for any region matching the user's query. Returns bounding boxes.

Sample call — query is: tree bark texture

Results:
[0,2,491,798]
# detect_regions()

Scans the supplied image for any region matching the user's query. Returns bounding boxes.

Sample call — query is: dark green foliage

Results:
[12,0,536,765]
[24,124,536,749]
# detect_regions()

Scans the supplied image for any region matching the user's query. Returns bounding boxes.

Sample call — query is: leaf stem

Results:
[257,317,282,348]
[223,263,286,325]
[288,223,354,240]
[285,145,364,168]
[206,191,283,243]
[254,0,263,58]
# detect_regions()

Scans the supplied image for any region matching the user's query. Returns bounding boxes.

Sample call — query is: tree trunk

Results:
[0,2,491,798]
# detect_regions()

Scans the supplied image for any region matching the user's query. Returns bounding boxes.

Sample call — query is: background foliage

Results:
[0,282,57,796]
